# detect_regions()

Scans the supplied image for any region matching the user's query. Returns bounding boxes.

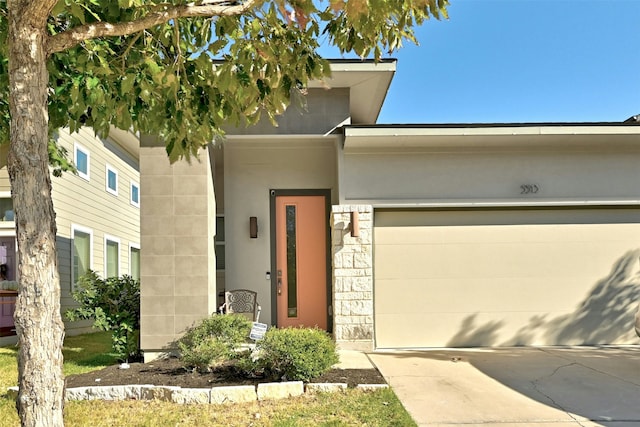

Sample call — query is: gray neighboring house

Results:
[138,58,640,360]
[0,127,140,345]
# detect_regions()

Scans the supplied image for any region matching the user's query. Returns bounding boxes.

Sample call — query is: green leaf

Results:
[69,3,86,25]
[144,58,162,76]
[120,74,135,95]
[86,76,100,90]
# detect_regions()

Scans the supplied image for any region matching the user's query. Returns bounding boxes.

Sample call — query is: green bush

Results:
[177,314,252,371]
[65,270,140,361]
[255,327,339,382]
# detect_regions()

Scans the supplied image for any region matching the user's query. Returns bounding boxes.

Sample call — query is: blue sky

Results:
[321,0,640,124]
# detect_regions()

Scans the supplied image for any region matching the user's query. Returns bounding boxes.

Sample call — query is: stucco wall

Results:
[223,137,338,324]
[225,88,350,135]
[340,147,640,204]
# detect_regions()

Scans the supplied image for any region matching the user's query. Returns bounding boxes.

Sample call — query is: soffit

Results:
[108,127,140,159]
[309,60,396,125]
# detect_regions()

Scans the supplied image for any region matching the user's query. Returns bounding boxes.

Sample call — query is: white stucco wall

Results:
[223,137,338,324]
[340,146,640,205]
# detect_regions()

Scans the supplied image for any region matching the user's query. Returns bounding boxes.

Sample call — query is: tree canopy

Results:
[0,0,448,161]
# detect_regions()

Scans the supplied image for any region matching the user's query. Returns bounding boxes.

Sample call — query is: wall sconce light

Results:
[351,211,359,237]
[249,216,258,238]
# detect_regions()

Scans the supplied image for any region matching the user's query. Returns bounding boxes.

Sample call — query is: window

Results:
[74,143,90,181]
[129,243,140,281]
[71,225,93,286]
[105,165,118,196]
[130,181,140,208]
[0,192,13,221]
[215,215,225,271]
[104,236,120,278]
[285,205,298,317]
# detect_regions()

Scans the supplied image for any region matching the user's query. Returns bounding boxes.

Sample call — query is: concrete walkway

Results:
[368,347,640,427]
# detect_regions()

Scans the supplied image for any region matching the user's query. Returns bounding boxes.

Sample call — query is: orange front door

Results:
[275,195,327,329]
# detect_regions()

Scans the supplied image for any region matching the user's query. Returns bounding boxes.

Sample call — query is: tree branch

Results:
[47,0,260,55]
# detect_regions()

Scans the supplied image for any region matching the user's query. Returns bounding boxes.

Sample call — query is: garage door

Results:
[374,208,640,348]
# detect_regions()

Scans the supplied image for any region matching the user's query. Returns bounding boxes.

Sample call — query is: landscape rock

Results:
[257,381,304,401]
[170,387,211,404]
[210,385,257,404]
[306,383,347,393]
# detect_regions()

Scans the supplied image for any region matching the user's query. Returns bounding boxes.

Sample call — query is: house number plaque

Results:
[520,184,540,194]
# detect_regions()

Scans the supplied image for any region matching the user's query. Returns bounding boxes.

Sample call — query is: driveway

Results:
[369,347,640,426]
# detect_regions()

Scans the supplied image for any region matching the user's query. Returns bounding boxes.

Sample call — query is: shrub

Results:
[177,314,252,371]
[65,270,140,361]
[255,327,339,382]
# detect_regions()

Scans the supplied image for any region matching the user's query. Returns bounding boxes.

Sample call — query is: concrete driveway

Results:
[368,347,640,426]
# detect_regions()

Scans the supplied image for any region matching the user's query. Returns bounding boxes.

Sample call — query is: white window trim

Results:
[129,242,140,277]
[74,143,90,181]
[71,224,93,287]
[105,164,119,196]
[104,234,121,278]
[130,180,140,208]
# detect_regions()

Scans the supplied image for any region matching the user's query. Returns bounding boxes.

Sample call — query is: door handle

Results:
[277,269,282,295]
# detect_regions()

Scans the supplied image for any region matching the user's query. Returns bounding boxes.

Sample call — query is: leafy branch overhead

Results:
[0,0,448,161]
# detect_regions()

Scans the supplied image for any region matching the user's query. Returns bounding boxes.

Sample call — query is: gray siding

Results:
[0,128,140,336]
[54,129,140,335]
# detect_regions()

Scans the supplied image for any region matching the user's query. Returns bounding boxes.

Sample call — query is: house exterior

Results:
[140,59,640,360]
[0,127,140,345]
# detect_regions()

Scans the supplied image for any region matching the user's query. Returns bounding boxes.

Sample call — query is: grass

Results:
[0,332,416,427]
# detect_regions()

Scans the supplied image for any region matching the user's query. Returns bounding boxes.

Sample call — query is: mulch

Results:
[65,357,387,389]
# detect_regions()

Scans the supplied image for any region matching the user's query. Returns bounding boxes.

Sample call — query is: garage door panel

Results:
[376,224,640,245]
[375,277,602,314]
[375,240,637,281]
[375,209,640,228]
[375,310,632,348]
[373,209,640,348]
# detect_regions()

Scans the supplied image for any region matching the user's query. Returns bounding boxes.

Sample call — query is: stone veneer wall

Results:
[331,205,374,351]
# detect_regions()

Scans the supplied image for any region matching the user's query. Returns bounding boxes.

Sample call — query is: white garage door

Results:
[374,208,640,348]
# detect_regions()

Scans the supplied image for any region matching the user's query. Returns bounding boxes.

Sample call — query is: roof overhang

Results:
[343,124,640,152]
[108,126,140,159]
[309,60,396,125]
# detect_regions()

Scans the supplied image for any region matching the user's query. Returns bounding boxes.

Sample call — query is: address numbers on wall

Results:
[520,184,540,194]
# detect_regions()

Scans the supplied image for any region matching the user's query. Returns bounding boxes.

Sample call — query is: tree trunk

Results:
[7,4,65,427]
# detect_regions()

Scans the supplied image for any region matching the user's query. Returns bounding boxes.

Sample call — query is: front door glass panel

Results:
[286,205,298,317]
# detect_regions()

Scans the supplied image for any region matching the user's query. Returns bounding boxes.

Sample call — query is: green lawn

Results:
[0,332,416,426]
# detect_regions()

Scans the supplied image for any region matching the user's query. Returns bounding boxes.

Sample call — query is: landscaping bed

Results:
[65,356,386,389]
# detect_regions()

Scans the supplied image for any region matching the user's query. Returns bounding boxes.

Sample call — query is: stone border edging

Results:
[6,382,388,404]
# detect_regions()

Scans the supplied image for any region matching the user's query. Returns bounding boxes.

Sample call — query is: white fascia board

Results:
[345,125,640,138]
[343,125,640,151]
[308,60,397,89]
[343,197,640,209]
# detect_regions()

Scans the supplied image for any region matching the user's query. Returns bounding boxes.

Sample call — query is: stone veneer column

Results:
[331,205,374,351]
[139,136,217,361]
